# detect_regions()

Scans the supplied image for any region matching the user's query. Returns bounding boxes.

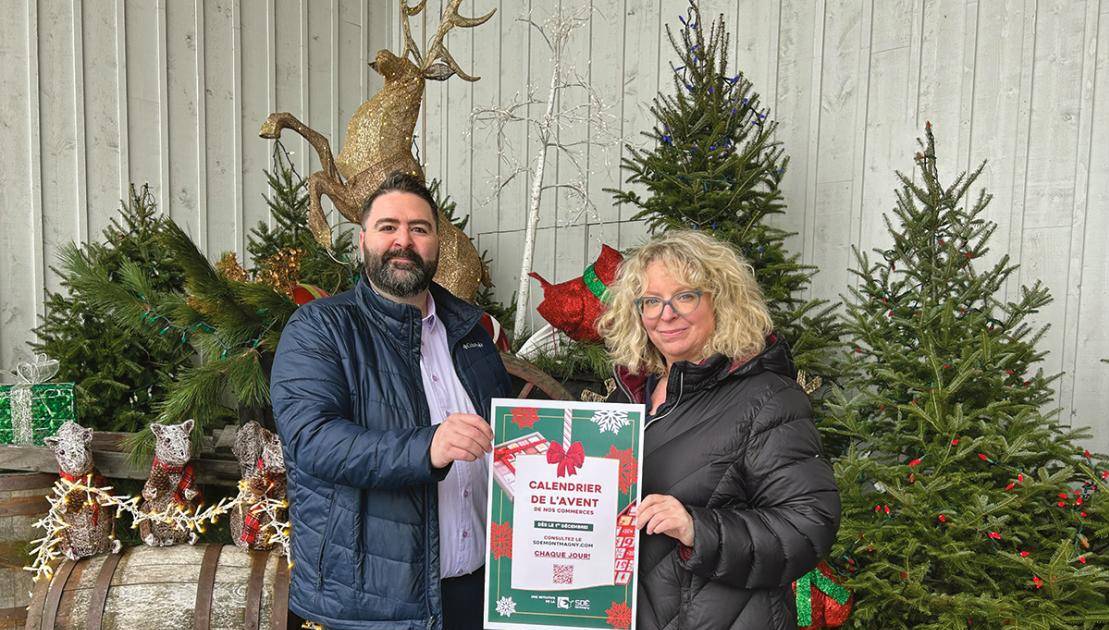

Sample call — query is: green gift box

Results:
[0,354,76,445]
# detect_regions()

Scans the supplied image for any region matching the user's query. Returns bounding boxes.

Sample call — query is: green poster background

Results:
[484,399,644,630]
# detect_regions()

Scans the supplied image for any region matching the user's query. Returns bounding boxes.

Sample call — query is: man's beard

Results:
[364,246,438,298]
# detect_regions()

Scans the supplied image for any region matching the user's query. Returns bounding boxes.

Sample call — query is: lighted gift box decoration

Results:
[0,354,76,446]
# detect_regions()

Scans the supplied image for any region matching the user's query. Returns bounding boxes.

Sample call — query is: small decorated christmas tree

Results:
[246,143,357,295]
[823,123,1109,628]
[35,186,192,433]
[613,1,841,382]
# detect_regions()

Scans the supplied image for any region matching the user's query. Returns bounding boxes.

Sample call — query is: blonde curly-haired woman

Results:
[597,230,840,630]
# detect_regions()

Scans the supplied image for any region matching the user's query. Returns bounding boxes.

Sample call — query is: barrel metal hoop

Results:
[270,558,290,630]
[243,550,268,630]
[86,551,124,630]
[42,559,78,629]
[194,544,223,630]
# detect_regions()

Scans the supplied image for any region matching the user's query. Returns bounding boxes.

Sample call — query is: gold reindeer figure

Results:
[258,0,494,301]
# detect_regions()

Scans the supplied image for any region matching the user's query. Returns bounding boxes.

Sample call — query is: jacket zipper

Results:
[614,366,635,403]
[316,491,337,589]
[645,373,684,430]
[407,317,438,629]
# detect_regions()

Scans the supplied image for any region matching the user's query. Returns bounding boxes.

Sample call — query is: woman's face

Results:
[640,260,715,368]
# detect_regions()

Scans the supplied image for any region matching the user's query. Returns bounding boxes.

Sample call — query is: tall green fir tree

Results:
[34,185,192,433]
[612,1,841,382]
[823,123,1109,628]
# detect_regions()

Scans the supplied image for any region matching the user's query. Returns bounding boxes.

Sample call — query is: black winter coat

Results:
[271,278,511,629]
[610,336,840,630]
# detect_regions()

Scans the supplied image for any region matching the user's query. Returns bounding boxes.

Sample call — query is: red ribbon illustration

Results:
[547,441,585,477]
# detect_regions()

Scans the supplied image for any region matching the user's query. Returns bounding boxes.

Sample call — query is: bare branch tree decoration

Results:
[469,3,621,340]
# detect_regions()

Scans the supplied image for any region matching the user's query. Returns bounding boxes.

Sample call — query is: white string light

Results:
[25,475,291,584]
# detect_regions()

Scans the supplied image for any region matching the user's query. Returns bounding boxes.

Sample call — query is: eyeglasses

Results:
[635,290,704,320]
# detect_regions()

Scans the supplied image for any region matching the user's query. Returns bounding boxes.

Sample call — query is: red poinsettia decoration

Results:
[490,521,512,560]
[511,407,539,429]
[605,445,638,494]
[605,602,632,629]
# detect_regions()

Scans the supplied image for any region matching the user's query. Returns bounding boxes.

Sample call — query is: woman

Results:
[597,230,840,630]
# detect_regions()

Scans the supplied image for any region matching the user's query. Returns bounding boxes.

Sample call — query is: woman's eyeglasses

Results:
[635,290,703,320]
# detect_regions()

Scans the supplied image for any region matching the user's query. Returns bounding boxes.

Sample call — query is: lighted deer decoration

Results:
[258,0,494,301]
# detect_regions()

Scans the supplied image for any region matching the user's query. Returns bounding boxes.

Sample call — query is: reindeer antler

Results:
[400,0,428,65]
[421,0,495,82]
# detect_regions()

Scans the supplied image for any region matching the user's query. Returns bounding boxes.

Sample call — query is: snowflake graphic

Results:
[591,409,630,434]
[496,596,517,617]
[605,445,638,494]
[605,601,632,629]
[490,521,512,559]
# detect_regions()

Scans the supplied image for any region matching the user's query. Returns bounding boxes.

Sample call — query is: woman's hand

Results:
[637,494,694,547]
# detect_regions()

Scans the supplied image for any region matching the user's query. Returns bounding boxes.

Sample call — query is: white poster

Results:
[510,454,620,591]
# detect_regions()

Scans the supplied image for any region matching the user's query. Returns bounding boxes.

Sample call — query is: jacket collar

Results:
[354,272,483,350]
[615,333,795,404]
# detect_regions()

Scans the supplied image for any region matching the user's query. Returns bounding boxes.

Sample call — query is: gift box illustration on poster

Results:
[485,399,644,630]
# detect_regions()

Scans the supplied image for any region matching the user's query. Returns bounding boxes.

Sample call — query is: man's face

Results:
[360,191,439,298]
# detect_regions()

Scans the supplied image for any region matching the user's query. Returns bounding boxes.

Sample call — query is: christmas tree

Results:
[823,123,1109,628]
[612,1,841,382]
[36,185,192,433]
[246,143,357,295]
[63,149,358,460]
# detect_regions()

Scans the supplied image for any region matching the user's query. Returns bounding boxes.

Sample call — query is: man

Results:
[271,172,511,630]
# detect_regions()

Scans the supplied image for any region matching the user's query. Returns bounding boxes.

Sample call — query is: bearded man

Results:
[271,172,511,630]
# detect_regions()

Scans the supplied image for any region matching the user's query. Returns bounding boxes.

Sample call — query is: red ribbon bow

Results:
[547,441,585,477]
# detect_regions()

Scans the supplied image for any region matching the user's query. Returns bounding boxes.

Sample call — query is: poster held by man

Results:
[484,398,644,630]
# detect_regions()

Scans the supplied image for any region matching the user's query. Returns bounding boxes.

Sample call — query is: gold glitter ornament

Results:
[216,252,250,282]
[256,248,305,297]
[257,0,493,297]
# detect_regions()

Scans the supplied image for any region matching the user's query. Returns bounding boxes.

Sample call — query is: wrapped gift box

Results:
[0,382,76,445]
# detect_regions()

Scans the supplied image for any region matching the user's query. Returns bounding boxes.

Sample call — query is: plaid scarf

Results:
[240,507,264,545]
[152,458,200,506]
[59,469,107,526]
[239,458,268,546]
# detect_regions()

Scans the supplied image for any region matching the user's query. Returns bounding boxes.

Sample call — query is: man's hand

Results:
[430,413,493,469]
[637,494,694,547]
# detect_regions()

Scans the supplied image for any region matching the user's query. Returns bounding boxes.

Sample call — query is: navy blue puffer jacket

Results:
[271,277,511,630]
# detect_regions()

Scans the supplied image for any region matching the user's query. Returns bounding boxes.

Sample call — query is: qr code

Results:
[553,564,574,585]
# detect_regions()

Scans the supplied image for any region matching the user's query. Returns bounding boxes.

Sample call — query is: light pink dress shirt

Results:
[420,296,487,579]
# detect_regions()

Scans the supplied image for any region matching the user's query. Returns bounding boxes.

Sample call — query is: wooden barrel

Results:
[23,544,290,630]
[0,472,54,626]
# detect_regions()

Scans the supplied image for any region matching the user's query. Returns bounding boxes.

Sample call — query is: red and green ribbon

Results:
[795,565,851,627]
[582,263,608,301]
